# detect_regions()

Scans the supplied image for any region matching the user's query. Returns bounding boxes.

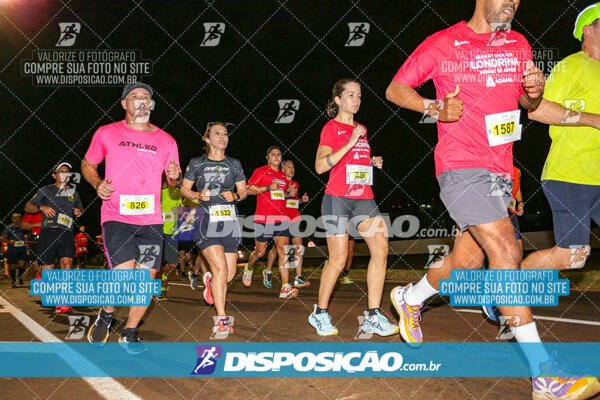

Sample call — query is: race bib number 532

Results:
[119,195,155,216]
[209,204,236,222]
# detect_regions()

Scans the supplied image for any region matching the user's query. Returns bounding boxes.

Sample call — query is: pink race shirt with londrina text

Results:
[393,21,532,179]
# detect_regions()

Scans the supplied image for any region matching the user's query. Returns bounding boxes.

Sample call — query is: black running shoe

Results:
[118,328,147,355]
[87,308,113,346]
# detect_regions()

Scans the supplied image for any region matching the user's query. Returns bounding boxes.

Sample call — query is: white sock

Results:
[405,275,438,306]
[511,322,549,377]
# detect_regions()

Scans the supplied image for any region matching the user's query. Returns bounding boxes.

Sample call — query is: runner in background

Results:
[174,199,209,289]
[509,167,524,254]
[264,159,310,289]
[243,146,299,299]
[158,173,183,300]
[340,239,355,284]
[25,162,83,313]
[22,211,42,279]
[2,240,8,277]
[1,214,27,288]
[95,234,108,268]
[187,250,209,290]
[74,226,90,269]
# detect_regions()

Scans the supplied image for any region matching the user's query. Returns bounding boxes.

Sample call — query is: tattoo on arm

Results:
[326,154,334,168]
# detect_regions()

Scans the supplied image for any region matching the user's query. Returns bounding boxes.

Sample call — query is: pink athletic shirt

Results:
[85,120,180,226]
[392,21,532,179]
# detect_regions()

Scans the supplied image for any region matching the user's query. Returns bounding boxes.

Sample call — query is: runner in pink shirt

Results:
[385,1,597,398]
[81,82,181,354]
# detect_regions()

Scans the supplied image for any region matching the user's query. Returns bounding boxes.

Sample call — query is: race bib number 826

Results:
[120,195,155,215]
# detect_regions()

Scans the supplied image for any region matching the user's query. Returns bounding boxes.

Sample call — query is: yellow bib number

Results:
[119,195,155,215]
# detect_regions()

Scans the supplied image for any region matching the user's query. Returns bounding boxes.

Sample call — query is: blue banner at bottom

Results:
[0,342,598,378]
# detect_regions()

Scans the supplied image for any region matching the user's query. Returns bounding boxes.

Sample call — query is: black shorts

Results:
[509,213,521,239]
[163,233,179,264]
[254,221,291,243]
[196,217,241,253]
[102,221,163,271]
[6,250,26,264]
[178,241,198,254]
[37,228,75,265]
[27,242,39,262]
[321,194,381,237]
[543,180,600,248]
[288,220,304,240]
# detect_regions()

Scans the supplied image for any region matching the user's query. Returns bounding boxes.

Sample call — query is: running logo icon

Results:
[425,245,449,269]
[200,23,225,47]
[191,345,222,375]
[275,99,300,124]
[354,315,373,339]
[487,22,511,47]
[138,245,161,267]
[56,172,81,197]
[562,99,586,124]
[487,172,512,197]
[56,23,80,47]
[420,100,443,124]
[345,23,370,47]
[65,315,90,340]
[282,245,304,269]
[210,316,235,340]
[496,316,519,340]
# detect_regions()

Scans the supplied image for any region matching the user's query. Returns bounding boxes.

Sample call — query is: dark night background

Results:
[0,0,591,246]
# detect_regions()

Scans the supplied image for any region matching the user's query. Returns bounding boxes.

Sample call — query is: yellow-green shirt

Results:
[161,187,183,234]
[541,51,600,185]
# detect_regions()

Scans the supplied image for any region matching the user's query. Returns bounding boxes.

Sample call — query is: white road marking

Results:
[0,295,142,400]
